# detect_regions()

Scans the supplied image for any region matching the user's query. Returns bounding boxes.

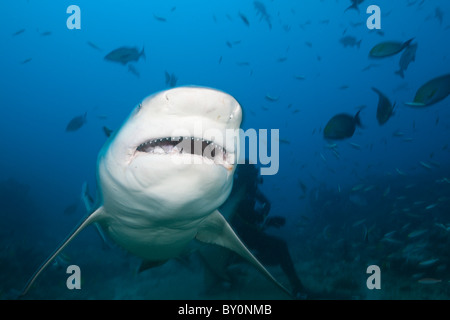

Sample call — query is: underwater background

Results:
[1,0,449,300]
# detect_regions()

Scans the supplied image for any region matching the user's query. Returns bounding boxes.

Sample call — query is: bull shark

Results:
[21,86,292,298]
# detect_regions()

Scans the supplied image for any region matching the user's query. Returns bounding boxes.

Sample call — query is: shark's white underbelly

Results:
[103,214,200,261]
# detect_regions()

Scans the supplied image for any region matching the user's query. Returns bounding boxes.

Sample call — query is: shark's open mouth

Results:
[136,137,230,164]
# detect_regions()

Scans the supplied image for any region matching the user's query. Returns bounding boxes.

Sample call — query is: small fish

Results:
[103,126,113,138]
[369,38,414,58]
[65,112,87,132]
[352,219,366,227]
[332,150,340,159]
[418,278,442,284]
[425,203,437,210]
[408,229,427,238]
[280,138,290,144]
[87,41,102,52]
[372,87,395,125]
[40,31,52,36]
[405,74,450,107]
[128,64,140,78]
[339,36,362,48]
[297,180,307,194]
[349,142,361,150]
[362,64,379,72]
[238,12,250,27]
[20,58,32,65]
[165,71,178,87]
[381,237,402,245]
[104,46,145,65]
[395,43,418,78]
[265,94,279,102]
[419,161,432,170]
[418,259,439,267]
[294,75,306,81]
[352,184,364,192]
[395,168,407,176]
[12,29,25,36]
[392,130,405,137]
[323,110,362,140]
[383,231,396,238]
[345,0,364,12]
[153,14,167,22]
[435,7,444,26]
[254,1,272,29]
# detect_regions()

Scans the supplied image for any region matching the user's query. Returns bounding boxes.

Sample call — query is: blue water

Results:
[1,0,449,300]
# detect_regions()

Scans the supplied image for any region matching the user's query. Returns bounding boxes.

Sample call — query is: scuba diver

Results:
[199,163,307,299]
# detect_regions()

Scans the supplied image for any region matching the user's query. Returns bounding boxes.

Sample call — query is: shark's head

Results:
[98,86,242,220]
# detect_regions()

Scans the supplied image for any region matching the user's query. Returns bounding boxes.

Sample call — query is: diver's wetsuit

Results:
[229,164,305,297]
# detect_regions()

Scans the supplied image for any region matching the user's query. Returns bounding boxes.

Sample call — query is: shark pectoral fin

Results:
[196,210,293,298]
[20,207,105,297]
[138,259,168,273]
[81,183,112,250]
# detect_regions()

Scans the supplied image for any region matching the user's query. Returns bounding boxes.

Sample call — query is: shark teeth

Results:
[136,137,230,164]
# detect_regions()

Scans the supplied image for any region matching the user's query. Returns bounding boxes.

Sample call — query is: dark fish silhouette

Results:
[345,0,364,12]
[372,87,395,125]
[128,64,140,78]
[103,126,113,137]
[87,41,102,52]
[12,29,25,36]
[254,1,272,29]
[153,14,167,22]
[405,74,450,107]
[104,46,145,65]
[66,112,87,132]
[395,43,417,78]
[238,12,250,26]
[369,38,414,58]
[323,110,362,140]
[340,36,362,48]
[164,71,178,88]
[20,58,32,65]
